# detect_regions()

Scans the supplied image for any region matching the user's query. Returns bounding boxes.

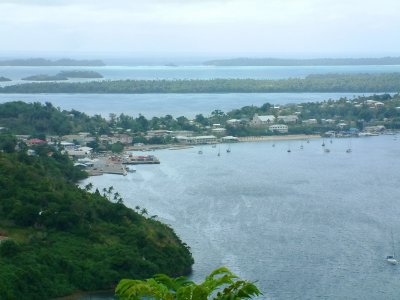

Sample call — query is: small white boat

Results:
[387,231,398,265]
[324,148,330,153]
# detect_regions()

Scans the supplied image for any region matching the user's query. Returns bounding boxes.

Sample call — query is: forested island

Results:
[0,77,11,82]
[22,71,103,81]
[0,138,193,299]
[1,73,400,93]
[0,58,105,66]
[204,57,400,66]
[21,74,69,81]
[58,70,103,78]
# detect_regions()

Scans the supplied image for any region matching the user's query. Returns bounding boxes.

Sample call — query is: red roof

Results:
[27,138,46,144]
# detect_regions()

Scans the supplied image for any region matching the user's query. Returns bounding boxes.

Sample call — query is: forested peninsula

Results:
[0,77,11,82]
[0,58,105,66]
[0,139,193,299]
[204,57,400,66]
[1,73,399,93]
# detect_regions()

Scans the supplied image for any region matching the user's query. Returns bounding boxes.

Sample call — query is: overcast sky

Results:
[0,0,399,58]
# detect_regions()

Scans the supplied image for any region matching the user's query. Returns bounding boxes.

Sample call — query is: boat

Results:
[212,144,217,148]
[322,139,325,147]
[198,150,203,155]
[324,148,330,153]
[226,144,231,153]
[387,231,398,265]
[272,143,275,147]
[346,139,352,153]
[217,146,221,156]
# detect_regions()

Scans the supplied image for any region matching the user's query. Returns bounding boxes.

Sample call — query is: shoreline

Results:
[237,134,320,142]
[124,134,321,152]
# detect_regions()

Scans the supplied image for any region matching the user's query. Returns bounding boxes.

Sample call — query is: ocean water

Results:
[0,92,375,118]
[82,135,400,300]
[1,64,400,86]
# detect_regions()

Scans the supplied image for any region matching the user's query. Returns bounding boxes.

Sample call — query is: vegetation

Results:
[0,101,110,136]
[0,76,11,82]
[204,56,400,66]
[116,267,261,300]
[58,70,103,78]
[1,73,400,93]
[0,58,105,66]
[0,138,193,299]
[22,74,68,81]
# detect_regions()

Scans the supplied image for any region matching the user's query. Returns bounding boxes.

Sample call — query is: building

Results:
[109,134,133,145]
[269,124,288,133]
[176,135,217,144]
[302,119,318,125]
[250,114,276,127]
[277,115,298,123]
[211,128,227,136]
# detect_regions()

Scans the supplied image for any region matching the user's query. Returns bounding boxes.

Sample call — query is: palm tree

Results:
[115,267,261,300]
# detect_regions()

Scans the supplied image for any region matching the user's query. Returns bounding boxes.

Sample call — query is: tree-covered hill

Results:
[0,101,110,136]
[0,142,193,299]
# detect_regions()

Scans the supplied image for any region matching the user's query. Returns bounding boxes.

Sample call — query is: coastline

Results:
[237,134,320,142]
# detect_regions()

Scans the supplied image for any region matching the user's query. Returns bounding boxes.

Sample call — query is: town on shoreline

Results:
[1,93,399,176]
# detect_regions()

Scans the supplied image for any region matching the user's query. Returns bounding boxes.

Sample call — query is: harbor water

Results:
[82,135,400,300]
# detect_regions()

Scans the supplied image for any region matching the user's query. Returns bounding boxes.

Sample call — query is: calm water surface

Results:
[1,65,400,86]
[0,93,374,118]
[82,135,400,299]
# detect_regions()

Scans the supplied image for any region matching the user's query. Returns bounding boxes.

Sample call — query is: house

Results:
[269,124,288,133]
[302,119,318,125]
[109,134,133,145]
[277,115,298,123]
[250,114,276,127]
[27,138,46,146]
[221,136,239,142]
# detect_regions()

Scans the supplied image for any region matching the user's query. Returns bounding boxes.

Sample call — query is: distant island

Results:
[22,71,103,81]
[0,58,105,66]
[3,73,400,93]
[21,74,68,81]
[57,70,103,78]
[0,76,11,82]
[204,57,400,66]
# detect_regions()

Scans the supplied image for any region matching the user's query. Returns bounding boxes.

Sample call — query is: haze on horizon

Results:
[0,0,399,59]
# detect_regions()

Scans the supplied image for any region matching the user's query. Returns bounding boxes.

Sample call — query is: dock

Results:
[85,156,127,176]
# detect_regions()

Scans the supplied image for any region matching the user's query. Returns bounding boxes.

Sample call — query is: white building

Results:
[302,118,318,125]
[176,135,217,144]
[277,115,298,123]
[250,114,276,127]
[269,124,288,133]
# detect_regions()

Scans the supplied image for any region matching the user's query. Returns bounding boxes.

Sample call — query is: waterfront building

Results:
[277,115,298,123]
[269,124,289,133]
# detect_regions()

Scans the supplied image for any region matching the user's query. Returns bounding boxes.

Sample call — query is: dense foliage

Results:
[0,101,110,136]
[0,58,105,66]
[116,267,261,300]
[0,143,193,299]
[58,70,103,78]
[0,73,400,93]
[22,74,69,81]
[204,57,400,66]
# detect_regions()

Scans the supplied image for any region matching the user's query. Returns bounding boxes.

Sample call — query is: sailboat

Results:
[300,140,304,150]
[226,144,231,153]
[198,146,203,155]
[322,139,325,147]
[387,231,398,265]
[217,146,221,157]
[287,143,291,153]
[346,139,352,153]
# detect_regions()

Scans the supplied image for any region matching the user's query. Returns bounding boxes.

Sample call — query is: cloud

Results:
[0,0,399,54]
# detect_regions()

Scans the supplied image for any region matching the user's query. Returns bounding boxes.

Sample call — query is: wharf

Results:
[85,156,127,176]
[122,154,160,165]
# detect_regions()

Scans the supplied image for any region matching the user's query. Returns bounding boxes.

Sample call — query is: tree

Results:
[115,267,261,300]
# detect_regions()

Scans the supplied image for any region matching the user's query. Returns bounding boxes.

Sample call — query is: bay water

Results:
[82,135,400,299]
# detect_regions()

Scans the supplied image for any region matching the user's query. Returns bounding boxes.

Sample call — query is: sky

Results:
[0,0,399,58]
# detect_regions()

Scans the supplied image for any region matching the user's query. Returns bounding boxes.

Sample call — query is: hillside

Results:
[0,141,193,299]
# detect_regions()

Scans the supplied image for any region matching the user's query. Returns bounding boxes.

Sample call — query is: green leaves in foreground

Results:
[115,266,262,300]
